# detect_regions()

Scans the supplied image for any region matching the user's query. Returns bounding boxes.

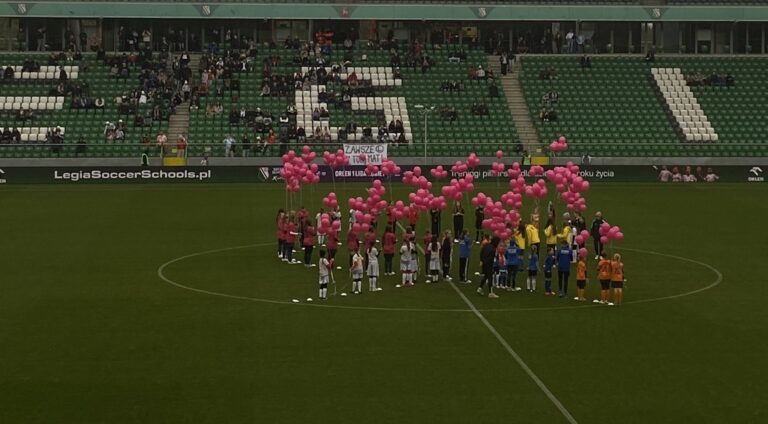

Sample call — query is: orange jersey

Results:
[576,261,587,280]
[610,260,624,281]
[597,259,611,280]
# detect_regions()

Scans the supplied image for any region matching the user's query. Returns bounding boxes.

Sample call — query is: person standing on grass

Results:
[408,207,419,232]
[316,209,327,246]
[351,247,364,294]
[423,230,433,272]
[367,242,381,292]
[458,229,472,283]
[327,230,339,262]
[318,250,333,300]
[590,211,605,259]
[477,236,500,298]
[574,254,587,301]
[494,242,508,289]
[346,227,359,268]
[382,224,396,276]
[597,252,611,304]
[544,247,556,295]
[556,240,573,297]
[474,205,484,243]
[276,209,286,259]
[428,236,441,283]
[302,220,316,267]
[543,217,558,255]
[284,213,299,264]
[453,202,464,242]
[441,230,453,282]
[430,208,441,236]
[526,220,540,255]
[400,239,415,287]
[610,253,625,306]
[527,245,539,293]
[506,239,522,292]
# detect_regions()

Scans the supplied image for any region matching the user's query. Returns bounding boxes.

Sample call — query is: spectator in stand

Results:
[241,135,251,157]
[580,54,591,72]
[223,134,235,157]
[705,168,719,183]
[155,131,167,155]
[176,133,187,157]
[489,82,499,98]
[682,166,698,183]
[670,166,682,182]
[658,165,672,182]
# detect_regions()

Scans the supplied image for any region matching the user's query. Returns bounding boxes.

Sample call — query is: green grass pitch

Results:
[0,182,766,423]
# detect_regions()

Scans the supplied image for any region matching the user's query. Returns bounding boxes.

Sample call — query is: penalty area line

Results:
[449,281,579,424]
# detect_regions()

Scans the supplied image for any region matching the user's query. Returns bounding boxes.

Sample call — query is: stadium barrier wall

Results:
[0,165,764,185]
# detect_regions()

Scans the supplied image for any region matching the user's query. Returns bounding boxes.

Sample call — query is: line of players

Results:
[276,203,626,305]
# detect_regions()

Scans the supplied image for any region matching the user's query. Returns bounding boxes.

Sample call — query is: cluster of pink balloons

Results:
[440,174,475,201]
[347,180,388,233]
[409,188,447,211]
[322,149,349,168]
[322,192,338,209]
[471,193,520,240]
[280,146,320,192]
[524,179,549,199]
[364,163,380,176]
[380,159,401,176]
[500,191,523,209]
[598,223,624,244]
[544,161,590,211]
[317,212,342,238]
[490,161,506,177]
[389,200,411,221]
[402,166,432,190]
[466,152,482,168]
[430,165,448,179]
[450,161,469,173]
[549,136,569,153]
[507,162,522,179]
[529,165,545,176]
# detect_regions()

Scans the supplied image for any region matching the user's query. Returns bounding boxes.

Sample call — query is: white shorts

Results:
[319,275,329,285]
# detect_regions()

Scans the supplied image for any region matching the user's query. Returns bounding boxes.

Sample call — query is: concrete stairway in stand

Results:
[165,53,200,144]
[487,54,541,154]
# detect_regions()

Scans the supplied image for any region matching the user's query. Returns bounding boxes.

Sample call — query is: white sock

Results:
[402,273,407,285]
[372,277,377,290]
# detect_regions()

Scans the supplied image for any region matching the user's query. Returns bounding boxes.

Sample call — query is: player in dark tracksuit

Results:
[477,236,500,298]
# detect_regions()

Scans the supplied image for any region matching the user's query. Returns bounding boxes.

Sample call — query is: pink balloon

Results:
[559,136,567,144]
[578,247,588,258]
[495,150,503,159]
[615,232,624,241]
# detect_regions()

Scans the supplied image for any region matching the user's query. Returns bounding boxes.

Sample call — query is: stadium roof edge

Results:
[3,3,768,21]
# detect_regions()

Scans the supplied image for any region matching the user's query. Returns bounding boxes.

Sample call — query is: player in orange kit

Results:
[610,253,625,306]
[574,254,587,301]
[596,252,612,304]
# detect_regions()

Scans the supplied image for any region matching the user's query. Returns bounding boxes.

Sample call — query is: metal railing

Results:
[0,140,764,158]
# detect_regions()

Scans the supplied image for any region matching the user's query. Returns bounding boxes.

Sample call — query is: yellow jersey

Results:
[526,223,540,245]
[543,224,558,245]
[557,225,573,245]
[514,230,526,251]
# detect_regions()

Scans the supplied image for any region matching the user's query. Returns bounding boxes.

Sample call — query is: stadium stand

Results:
[520,55,768,157]
[0,51,175,158]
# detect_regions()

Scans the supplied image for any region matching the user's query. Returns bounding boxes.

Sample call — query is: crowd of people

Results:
[658,165,719,183]
[276,203,627,305]
[685,72,735,88]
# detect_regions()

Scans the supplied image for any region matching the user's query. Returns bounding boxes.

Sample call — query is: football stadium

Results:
[0,1,766,422]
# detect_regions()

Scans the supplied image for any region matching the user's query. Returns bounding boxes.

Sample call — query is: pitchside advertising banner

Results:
[0,165,763,184]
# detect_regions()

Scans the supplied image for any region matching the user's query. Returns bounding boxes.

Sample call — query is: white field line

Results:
[449,281,579,424]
